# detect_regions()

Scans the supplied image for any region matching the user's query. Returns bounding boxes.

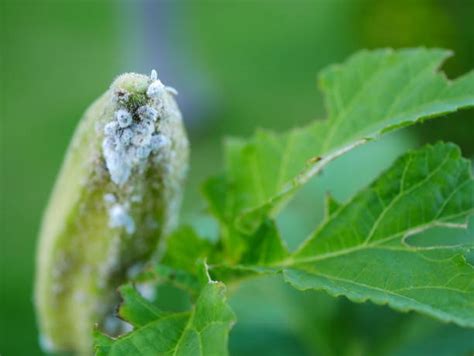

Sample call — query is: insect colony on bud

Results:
[102,70,176,187]
[35,69,189,354]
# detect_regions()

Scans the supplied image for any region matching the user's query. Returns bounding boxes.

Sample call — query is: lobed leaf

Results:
[136,227,215,296]
[204,48,474,234]
[210,143,474,327]
[240,219,289,265]
[95,282,235,356]
[117,284,165,328]
[283,142,474,327]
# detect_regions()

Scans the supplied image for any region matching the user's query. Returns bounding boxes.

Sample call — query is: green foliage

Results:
[87,48,474,355]
[204,48,474,237]
[95,282,235,355]
[324,193,342,219]
[140,227,214,296]
[209,143,474,327]
[284,142,474,327]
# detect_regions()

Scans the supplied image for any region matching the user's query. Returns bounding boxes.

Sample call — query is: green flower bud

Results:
[34,71,189,354]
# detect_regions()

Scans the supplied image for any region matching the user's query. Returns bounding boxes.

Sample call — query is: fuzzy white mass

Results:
[102,72,171,186]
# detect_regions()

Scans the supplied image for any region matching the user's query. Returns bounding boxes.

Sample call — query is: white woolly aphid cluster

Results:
[102,70,173,186]
[102,70,175,234]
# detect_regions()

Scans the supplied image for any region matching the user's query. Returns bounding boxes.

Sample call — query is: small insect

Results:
[307,156,322,164]
[119,128,133,145]
[147,69,178,100]
[103,121,118,136]
[147,79,166,99]
[115,109,133,128]
[150,133,170,153]
[137,105,159,122]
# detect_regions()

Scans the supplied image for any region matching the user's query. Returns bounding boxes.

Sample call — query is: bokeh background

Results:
[2,1,474,355]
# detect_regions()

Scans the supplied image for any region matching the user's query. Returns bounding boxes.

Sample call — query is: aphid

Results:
[150,133,170,152]
[136,146,152,159]
[103,121,118,136]
[108,203,135,234]
[307,156,322,164]
[140,119,155,133]
[103,149,131,185]
[146,79,166,99]
[131,132,152,147]
[115,109,132,128]
[119,128,133,145]
[137,105,159,122]
[102,136,117,151]
[131,120,154,141]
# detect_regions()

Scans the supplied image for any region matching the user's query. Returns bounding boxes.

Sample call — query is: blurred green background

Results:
[1,0,474,355]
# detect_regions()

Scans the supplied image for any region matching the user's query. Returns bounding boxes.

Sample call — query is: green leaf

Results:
[210,220,289,283]
[205,48,474,234]
[160,226,214,275]
[95,282,236,356]
[117,284,165,328]
[324,193,342,220]
[93,329,114,356]
[138,227,215,295]
[210,143,474,327]
[283,142,474,327]
[240,219,289,265]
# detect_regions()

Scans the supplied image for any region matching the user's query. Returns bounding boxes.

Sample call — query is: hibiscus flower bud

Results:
[35,70,189,354]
